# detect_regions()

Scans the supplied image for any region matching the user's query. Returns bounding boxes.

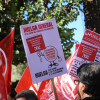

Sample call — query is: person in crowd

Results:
[75,62,100,100]
[8,91,17,100]
[15,90,38,100]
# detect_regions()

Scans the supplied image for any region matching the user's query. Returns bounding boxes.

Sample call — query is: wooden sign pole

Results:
[51,78,58,100]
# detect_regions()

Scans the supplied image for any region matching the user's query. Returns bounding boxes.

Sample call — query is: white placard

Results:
[20,18,67,83]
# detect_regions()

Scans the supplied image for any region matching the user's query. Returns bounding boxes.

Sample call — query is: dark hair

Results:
[15,90,38,100]
[77,62,100,97]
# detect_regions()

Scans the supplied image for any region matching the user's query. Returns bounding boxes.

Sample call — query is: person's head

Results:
[15,90,38,100]
[76,62,100,99]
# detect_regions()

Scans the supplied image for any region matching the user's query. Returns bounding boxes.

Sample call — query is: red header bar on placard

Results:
[83,29,100,47]
[26,35,45,53]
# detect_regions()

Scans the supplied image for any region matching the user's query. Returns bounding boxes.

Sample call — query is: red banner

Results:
[0,29,14,94]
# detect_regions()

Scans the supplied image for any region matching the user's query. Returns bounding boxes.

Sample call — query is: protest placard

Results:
[69,29,100,78]
[20,18,67,83]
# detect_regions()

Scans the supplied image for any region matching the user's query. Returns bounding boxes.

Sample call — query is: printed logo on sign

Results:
[35,70,48,78]
[37,46,62,68]
[26,35,46,53]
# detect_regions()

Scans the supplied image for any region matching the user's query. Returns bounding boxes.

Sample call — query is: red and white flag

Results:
[0,29,14,96]
[0,64,7,100]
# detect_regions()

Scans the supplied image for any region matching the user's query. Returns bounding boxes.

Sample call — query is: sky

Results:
[67,4,85,54]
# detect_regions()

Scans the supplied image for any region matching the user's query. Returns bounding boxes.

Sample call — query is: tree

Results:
[83,0,100,33]
[0,0,86,65]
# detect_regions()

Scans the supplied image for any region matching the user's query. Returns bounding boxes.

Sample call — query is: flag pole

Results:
[93,28,96,32]
[10,27,14,32]
[51,78,58,100]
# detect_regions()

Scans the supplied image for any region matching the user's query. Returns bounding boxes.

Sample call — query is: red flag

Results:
[15,66,47,99]
[0,29,14,94]
[15,66,33,93]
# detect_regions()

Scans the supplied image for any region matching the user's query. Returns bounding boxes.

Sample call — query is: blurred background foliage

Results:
[0,0,87,83]
[83,0,100,34]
